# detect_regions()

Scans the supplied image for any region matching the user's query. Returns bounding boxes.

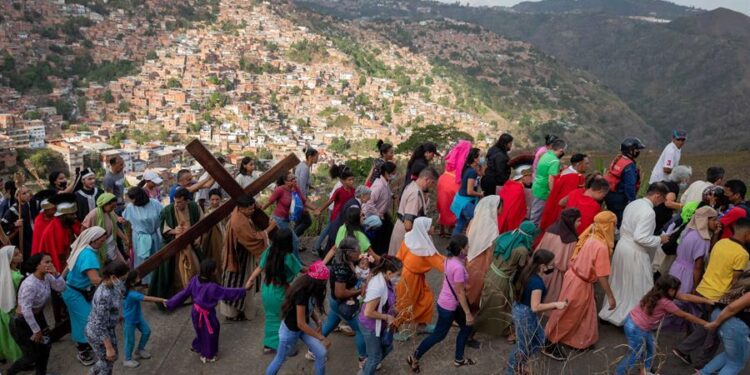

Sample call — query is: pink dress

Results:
[536,232,576,303]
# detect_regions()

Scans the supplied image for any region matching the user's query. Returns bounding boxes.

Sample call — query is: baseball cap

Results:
[673,130,687,140]
[143,170,163,185]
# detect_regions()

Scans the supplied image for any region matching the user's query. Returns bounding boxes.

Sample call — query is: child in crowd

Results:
[355,254,372,288]
[165,259,250,363]
[122,271,166,368]
[615,275,713,375]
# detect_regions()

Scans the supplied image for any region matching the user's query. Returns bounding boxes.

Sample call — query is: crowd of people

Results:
[0,129,749,375]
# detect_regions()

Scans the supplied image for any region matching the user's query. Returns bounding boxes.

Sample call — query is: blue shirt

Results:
[520,274,547,307]
[458,167,478,196]
[169,185,194,204]
[617,163,638,203]
[66,247,100,290]
[123,290,145,324]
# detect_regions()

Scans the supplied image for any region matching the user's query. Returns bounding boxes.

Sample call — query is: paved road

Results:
[29,237,713,374]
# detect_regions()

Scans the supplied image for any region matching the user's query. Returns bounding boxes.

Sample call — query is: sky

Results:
[436,0,750,16]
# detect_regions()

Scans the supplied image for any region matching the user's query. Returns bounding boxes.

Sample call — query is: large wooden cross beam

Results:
[135,140,299,277]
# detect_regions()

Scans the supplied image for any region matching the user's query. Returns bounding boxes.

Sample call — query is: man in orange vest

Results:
[604,138,645,227]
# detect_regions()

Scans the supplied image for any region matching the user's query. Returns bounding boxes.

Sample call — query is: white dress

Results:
[599,198,662,326]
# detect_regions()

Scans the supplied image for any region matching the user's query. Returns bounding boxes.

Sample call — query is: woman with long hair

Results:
[483,133,513,196]
[361,256,403,375]
[266,261,330,375]
[536,208,581,303]
[262,172,317,262]
[244,228,303,354]
[236,156,256,188]
[402,142,438,192]
[437,140,472,237]
[366,140,395,187]
[137,170,164,201]
[122,187,163,284]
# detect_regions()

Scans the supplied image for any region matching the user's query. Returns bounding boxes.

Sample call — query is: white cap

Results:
[143,170,163,185]
[54,202,77,216]
[512,165,532,181]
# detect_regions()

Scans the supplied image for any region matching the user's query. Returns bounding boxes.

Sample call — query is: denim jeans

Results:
[415,305,472,361]
[701,309,750,375]
[321,297,367,358]
[294,211,313,238]
[123,319,151,361]
[266,322,327,375]
[615,316,654,375]
[272,216,301,263]
[314,213,332,256]
[452,201,476,236]
[507,303,545,374]
[530,197,546,225]
[361,328,393,375]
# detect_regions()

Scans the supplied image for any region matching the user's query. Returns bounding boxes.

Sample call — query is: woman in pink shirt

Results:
[262,173,317,262]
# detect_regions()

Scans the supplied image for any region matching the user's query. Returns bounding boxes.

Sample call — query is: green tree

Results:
[345,157,375,179]
[166,77,182,88]
[101,89,114,103]
[146,50,157,60]
[77,96,87,116]
[54,99,74,121]
[117,100,130,113]
[329,137,350,154]
[27,149,67,176]
[395,124,473,154]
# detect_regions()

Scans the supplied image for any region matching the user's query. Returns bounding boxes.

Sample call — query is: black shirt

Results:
[654,180,680,235]
[330,260,357,302]
[483,146,511,195]
[284,288,312,332]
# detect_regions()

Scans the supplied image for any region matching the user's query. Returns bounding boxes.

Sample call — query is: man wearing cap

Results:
[498,164,533,233]
[31,190,57,255]
[1,185,38,259]
[102,156,127,213]
[649,130,686,184]
[74,167,102,222]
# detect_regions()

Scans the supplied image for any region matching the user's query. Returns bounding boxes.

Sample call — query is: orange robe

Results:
[436,171,458,227]
[395,242,445,326]
[539,173,585,232]
[465,246,493,311]
[498,180,526,233]
[544,237,611,349]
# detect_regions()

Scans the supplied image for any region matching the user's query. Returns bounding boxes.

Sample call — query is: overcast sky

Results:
[437,0,750,16]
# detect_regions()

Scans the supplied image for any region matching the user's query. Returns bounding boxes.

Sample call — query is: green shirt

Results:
[335,226,371,253]
[532,150,560,200]
[259,249,302,286]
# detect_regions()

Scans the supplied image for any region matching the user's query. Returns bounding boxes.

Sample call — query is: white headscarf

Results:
[467,195,502,262]
[0,245,17,312]
[66,226,107,272]
[404,217,438,257]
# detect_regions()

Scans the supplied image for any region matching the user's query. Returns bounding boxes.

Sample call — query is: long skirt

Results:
[599,241,653,326]
[474,264,514,337]
[261,283,286,350]
[220,250,257,320]
[537,234,576,304]
[61,288,92,344]
[191,306,221,359]
[388,219,407,256]
[545,269,599,349]
[0,309,22,362]
[466,248,492,312]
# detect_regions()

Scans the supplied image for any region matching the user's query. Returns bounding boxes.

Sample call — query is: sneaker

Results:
[135,350,152,360]
[77,351,96,366]
[672,349,692,366]
[358,357,366,369]
[123,360,140,368]
[305,350,316,361]
[337,324,355,337]
[200,356,217,364]
[542,345,567,361]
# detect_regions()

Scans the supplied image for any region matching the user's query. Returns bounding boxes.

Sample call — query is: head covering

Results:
[50,193,77,217]
[572,211,617,258]
[680,201,699,224]
[404,217,438,257]
[546,208,581,244]
[494,221,539,261]
[512,165,532,181]
[94,193,118,254]
[308,260,330,281]
[467,195,501,261]
[687,206,717,240]
[66,226,106,272]
[0,246,17,312]
[143,170,163,185]
[444,140,472,184]
[80,167,96,179]
[673,129,687,140]
[702,185,724,203]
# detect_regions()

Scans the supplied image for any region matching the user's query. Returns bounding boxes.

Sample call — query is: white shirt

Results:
[680,180,712,204]
[649,142,681,184]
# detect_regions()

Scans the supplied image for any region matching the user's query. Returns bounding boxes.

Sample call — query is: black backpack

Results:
[661,215,687,256]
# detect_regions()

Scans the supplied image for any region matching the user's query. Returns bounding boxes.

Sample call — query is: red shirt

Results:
[268,186,306,219]
[35,217,82,272]
[720,206,748,239]
[330,185,355,221]
[539,172,585,232]
[565,189,602,235]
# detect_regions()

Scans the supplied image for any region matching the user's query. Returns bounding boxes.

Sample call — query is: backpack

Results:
[289,191,304,222]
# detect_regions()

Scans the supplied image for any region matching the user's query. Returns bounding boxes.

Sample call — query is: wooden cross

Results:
[135,139,300,277]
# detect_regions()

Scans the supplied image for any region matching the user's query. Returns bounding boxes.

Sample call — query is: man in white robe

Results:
[599,183,670,326]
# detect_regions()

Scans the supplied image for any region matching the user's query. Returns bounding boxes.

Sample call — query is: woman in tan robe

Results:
[465,195,502,310]
[536,208,581,303]
[201,189,228,272]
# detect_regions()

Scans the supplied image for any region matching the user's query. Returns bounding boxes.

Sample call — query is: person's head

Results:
[24,253,52,275]
[109,156,125,173]
[142,170,163,189]
[380,161,397,182]
[304,147,319,164]
[620,137,646,159]
[177,169,192,187]
[127,187,150,207]
[668,165,692,189]
[416,167,439,191]
[377,140,394,160]
[82,172,96,190]
[544,134,559,148]
[422,142,437,162]
[732,218,750,245]
[464,148,481,169]
[125,271,140,293]
[16,186,31,203]
[344,206,363,233]
[446,234,469,259]
[6,246,22,269]
[329,164,343,180]
[355,185,371,204]
[264,228,295,285]
[640,275,681,316]
[173,187,192,211]
[495,133,514,152]
[336,237,361,265]
[101,260,129,284]
[236,194,256,218]
[49,171,68,190]
[550,139,567,158]
[646,182,669,206]
[3,181,15,198]
[99,195,117,213]
[512,165,533,187]
[724,179,746,205]
[586,176,610,202]
[87,230,109,250]
[278,172,296,190]
[672,130,687,149]
[282,261,329,317]
[703,185,726,208]
[199,259,218,283]
[208,188,223,209]
[514,249,555,302]
[239,156,255,175]
[370,255,403,283]
[341,167,355,188]
[706,167,725,185]
[570,153,589,174]
[409,143,437,167]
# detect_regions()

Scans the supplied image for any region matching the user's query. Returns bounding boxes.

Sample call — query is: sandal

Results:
[454,358,477,367]
[406,355,421,373]
[263,347,276,355]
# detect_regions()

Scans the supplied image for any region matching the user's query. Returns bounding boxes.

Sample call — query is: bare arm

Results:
[692,258,705,293]
[403,219,413,232]
[598,276,616,310]
[466,178,482,197]
[244,266,262,289]
[453,281,474,324]
[335,281,360,300]
[322,245,336,265]
[676,292,714,305]
[558,195,569,207]
[86,269,102,286]
[672,308,708,326]
[142,296,167,303]
[530,289,566,313]
[706,293,750,330]
[548,175,555,191]
[664,193,682,210]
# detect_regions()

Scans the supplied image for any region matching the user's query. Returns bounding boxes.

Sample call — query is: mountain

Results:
[512,0,701,20]
[296,0,750,150]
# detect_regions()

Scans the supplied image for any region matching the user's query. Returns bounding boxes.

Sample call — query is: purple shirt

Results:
[359,276,396,333]
[166,277,246,311]
[437,257,468,311]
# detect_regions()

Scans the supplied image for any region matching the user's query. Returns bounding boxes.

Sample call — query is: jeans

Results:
[676,302,720,368]
[315,213,332,256]
[507,303,545,374]
[294,211,313,238]
[701,309,750,375]
[8,314,51,375]
[362,328,393,375]
[273,216,301,263]
[530,197,546,225]
[415,305,472,361]
[452,201,476,236]
[266,322,327,375]
[615,316,654,375]
[321,297,367,358]
[123,319,151,360]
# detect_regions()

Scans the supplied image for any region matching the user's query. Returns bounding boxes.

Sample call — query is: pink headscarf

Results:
[307,260,330,280]
[444,140,473,184]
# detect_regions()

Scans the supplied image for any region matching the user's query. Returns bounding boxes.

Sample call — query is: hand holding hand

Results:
[245,278,255,290]
[386,315,396,327]
[465,313,475,326]
[31,331,43,343]
[555,300,569,310]
[705,321,719,331]
[117,216,126,224]
[322,338,332,349]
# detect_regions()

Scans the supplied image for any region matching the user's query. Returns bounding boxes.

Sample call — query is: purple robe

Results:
[166,276,246,358]
[664,229,709,331]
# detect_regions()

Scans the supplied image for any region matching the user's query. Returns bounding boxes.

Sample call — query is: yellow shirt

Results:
[696,239,749,300]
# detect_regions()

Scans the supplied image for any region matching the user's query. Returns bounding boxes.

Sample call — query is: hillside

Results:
[512,0,701,20]
[296,0,750,150]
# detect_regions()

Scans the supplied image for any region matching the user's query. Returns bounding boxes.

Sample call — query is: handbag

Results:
[70,284,96,303]
[337,298,360,321]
